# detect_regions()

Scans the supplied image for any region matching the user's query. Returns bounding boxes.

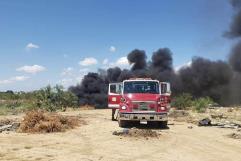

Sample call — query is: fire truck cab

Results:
[108,78,171,127]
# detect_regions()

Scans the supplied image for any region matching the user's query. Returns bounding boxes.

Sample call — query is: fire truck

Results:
[108,78,171,127]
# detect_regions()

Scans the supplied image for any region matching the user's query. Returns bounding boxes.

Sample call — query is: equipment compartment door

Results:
[108,83,122,108]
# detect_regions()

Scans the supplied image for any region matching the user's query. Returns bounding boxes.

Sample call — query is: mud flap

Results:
[114,109,119,120]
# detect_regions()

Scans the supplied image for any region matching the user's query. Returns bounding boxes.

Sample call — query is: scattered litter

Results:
[198,118,241,129]
[214,123,240,129]
[188,126,193,129]
[0,119,20,133]
[112,128,160,138]
[211,114,227,119]
[198,118,211,126]
[227,133,241,139]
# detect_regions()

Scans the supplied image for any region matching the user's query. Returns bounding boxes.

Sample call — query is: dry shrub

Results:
[19,110,82,133]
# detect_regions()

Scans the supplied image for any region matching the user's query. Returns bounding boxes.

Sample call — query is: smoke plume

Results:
[127,49,147,71]
[179,57,233,105]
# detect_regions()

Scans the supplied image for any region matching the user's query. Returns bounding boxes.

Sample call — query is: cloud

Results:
[16,65,46,74]
[25,43,39,50]
[101,57,129,69]
[79,68,89,72]
[109,46,116,52]
[0,76,29,85]
[61,67,74,76]
[102,58,109,65]
[79,57,98,66]
[59,78,73,86]
[115,56,129,66]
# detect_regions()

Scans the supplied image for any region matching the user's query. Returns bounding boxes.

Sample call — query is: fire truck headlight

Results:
[121,106,127,110]
[160,106,166,111]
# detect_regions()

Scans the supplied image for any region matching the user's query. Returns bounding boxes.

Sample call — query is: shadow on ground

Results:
[119,121,170,130]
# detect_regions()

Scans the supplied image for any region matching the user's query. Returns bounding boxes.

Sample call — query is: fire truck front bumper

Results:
[118,112,168,121]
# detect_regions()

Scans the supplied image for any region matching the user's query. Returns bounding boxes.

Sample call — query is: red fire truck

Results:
[108,78,171,127]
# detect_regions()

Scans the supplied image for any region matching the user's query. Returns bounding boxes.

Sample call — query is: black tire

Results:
[111,109,116,121]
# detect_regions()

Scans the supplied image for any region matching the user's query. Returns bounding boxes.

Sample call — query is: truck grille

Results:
[132,101,156,112]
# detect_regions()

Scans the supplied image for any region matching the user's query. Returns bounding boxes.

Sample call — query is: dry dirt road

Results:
[0,109,241,161]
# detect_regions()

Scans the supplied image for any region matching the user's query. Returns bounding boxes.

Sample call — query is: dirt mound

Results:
[19,110,84,133]
[113,128,160,138]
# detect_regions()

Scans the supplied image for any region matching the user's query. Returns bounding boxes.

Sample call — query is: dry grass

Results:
[19,110,83,133]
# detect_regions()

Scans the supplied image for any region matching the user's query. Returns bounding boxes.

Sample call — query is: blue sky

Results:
[0,0,235,91]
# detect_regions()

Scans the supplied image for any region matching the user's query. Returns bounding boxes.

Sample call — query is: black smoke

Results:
[151,48,173,71]
[229,41,241,72]
[68,73,108,108]
[69,45,241,107]
[226,0,241,104]
[179,57,233,105]
[225,0,241,38]
[127,49,147,71]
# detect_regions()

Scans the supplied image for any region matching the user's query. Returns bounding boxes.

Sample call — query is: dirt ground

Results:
[0,109,241,161]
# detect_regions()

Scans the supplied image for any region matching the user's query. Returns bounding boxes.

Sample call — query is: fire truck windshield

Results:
[123,81,159,94]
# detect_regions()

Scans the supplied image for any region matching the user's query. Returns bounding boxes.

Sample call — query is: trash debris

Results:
[214,123,240,129]
[198,117,241,129]
[227,133,241,139]
[0,121,20,133]
[211,114,227,119]
[188,126,193,129]
[198,118,211,126]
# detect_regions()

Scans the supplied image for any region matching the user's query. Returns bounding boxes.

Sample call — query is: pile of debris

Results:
[113,128,160,139]
[0,119,20,133]
[19,110,84,133]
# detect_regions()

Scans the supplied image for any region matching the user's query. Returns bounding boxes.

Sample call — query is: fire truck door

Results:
[108,83,122,108]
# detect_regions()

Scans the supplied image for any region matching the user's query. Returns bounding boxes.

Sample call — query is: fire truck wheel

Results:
[111,109,116,121]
